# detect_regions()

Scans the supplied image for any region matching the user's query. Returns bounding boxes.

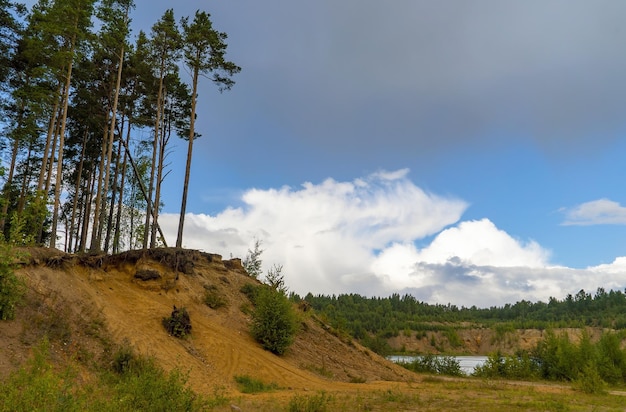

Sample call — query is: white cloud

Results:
[561,198,626,225]
[160,173,626,308]
[160,169,467,295]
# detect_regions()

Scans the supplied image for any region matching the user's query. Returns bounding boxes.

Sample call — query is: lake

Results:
[388,355,489,375]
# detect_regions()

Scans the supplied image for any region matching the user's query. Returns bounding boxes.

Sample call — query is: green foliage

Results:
[0,338,84,411]
[233,374,278,393]
[251,285,299,355]
[107,357,203,411]
[240,283,259,303]
[0,241,25,320]
[473,351,540,380]
[475,329,626,387]
[2,191,50,246]
[203,285,227,309]
[162,306,191,338]
[362,335,393,357]
[287,391,332,412]
[574,364,607,394]
[265,263,287,294]
[443,328,463,348]
[0,338,219,411]
[304,288,626,343]
[398,354,463,376]
[242,238,263,278]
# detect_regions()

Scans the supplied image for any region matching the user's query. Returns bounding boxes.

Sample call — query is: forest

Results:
[299,287,626,341]
[0,0,239,252]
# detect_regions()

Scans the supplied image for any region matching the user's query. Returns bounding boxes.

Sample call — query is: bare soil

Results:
[1,247,416,396]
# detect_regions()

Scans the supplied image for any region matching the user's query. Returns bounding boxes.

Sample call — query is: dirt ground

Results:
[1,247,416,397]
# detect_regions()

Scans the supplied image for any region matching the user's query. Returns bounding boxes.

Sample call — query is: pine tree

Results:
[143,9,181,249]
[175,10,240,248]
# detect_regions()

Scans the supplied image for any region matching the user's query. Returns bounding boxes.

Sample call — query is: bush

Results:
[240,283,259,303]
[473,351,540,380]
[162,306,191,338]
[574,364,607,394]
[110,358,204,410]
[251,286,299,355]
[203,285,227,309]
[398,354,463,376]
[0,242,25,320]
[362,335,393,357]
[233,374,279,393]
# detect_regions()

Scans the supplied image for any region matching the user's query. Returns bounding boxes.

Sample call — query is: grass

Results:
[287,391,333,412]
[229,378,626,412]
[0,339,223,412]
[233,374,280,393]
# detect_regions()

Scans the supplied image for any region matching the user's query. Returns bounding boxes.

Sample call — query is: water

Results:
[388,355,489,375]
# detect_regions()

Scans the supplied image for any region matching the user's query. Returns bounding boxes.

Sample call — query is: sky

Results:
[20,0,626,307]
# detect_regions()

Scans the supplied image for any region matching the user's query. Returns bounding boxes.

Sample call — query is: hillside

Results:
[0,247,415,396]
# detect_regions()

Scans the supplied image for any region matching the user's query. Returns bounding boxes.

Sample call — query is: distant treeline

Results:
[295,287,626,340]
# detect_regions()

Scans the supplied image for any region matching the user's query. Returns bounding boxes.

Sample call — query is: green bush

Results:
[574,364,607,394]
[473,351,540,380]
[0,242,25,320]
[162,306,192,338]
[362,335,393,357]
[398,354,463,376]
[109,357,203,410]
[240,283,259,303]
[233,374,279,393]
[251,286,299,355]
[203,285,227,309]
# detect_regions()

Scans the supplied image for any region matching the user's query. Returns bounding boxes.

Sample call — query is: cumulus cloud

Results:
[160,170,467,294]
[160,172,626,308]
[561,198,626,225]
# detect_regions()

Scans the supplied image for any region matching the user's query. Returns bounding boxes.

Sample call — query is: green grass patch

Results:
[234,374,279,393]
[287,391,333,412]
[203,285,227,309]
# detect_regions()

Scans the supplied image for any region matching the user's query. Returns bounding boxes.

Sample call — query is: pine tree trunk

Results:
[176,66,199,248]
[144,62,165,249]
[68,130,87,252]
[50,56,75,249]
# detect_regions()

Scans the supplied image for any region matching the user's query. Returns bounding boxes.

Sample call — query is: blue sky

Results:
[18,0,626,306]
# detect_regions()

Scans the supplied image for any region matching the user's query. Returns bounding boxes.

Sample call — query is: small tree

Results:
[0,242,25,320]
[242,239,263,279]
[265,264,287,294]
[251,285,298,355]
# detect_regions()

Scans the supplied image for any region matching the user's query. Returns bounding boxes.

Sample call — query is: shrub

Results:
[472,351,539,380]
[240,283,259,303]
[398,354,463,376]
[574,364,607,394]
[162,306,191,338]
[0,242,25,320]
[203,285,227,309]
[362,335,393,357]
[233,374,279,393]
[251,286,299,355]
